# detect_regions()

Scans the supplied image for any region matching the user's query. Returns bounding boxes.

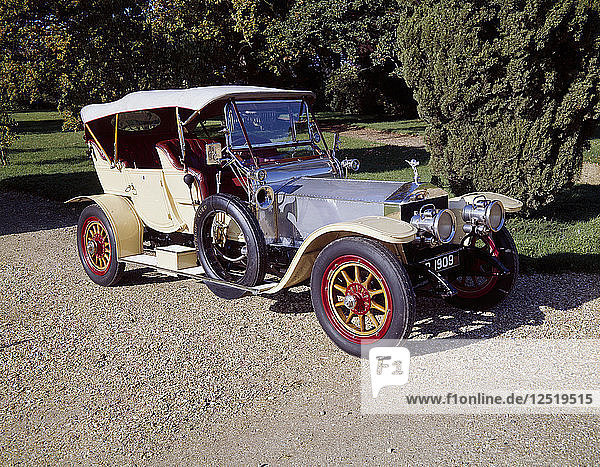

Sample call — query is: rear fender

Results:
[66,194,143,258]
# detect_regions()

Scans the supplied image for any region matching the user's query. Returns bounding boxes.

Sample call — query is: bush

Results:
[397,0,600,209]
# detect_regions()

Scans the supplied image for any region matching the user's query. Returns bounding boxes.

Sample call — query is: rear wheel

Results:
[445,227,518,310]
[194,193,267,299]
[310,237,415,357]
[77,204,124,286]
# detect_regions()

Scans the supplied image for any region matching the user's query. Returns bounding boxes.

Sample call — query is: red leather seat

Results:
[118,133,166,169]
[155,139,218,200]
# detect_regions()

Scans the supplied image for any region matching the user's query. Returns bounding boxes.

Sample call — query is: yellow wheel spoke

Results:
[341,270,352,285]
[367,312,379,327]
[328,261,391,337]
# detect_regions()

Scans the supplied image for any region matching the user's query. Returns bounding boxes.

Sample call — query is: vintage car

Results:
[69,86,522,357]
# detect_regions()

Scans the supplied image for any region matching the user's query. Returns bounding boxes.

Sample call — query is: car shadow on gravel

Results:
[268,287,314,314]
[410,295,544,340]
[413,271,600,341]
[266,273,600,344]
[118,267,185,286]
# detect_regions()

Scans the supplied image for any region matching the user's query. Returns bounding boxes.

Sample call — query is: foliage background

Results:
[0,0,416,127]
[397,0,600,209]
[1,0,599,210]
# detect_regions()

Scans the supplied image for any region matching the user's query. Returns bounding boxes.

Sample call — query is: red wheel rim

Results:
[321,255,393,344]
[452,235,500,299]
[80,216,111,276]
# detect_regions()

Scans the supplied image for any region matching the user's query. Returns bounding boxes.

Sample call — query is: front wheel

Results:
[77,204,124,286]
[445,227,519,310]
[310,236,416,357]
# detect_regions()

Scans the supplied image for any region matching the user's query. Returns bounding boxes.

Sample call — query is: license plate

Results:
[421,251,460,272]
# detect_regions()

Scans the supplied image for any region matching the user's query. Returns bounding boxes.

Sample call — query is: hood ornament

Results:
[406,159,421,184]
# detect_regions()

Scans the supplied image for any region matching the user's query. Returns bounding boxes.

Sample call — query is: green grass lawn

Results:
[2,111,599,273]
[317,112,426,136]
[359,118,426,136]
[0,111,99,200]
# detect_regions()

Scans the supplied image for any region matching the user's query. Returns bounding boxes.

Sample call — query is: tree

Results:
[0,1,252,129]
[262,0,415,115]
[0,0,418,124]
[397,0,600,209]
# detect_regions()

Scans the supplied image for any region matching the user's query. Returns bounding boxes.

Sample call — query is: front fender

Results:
[66,194,143,258]
[450,192,523,213]
[264,216,416,293]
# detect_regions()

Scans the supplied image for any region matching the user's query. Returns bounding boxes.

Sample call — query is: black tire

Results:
[310,236,416,358]
[194,193,267,299]
[445,227,519,310]
[77,204,124,286]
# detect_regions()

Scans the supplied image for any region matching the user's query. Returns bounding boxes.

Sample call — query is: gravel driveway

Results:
[2,190,600,464]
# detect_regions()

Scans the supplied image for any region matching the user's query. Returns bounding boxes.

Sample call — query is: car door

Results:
[125,168,182,232]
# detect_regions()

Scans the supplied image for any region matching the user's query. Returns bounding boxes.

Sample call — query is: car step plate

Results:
[120,254,278,294]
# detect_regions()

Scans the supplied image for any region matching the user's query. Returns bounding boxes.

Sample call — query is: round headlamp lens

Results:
[486,200,505,232]
[434,209,456,243]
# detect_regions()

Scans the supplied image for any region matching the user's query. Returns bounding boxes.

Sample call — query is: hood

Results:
[277,176,445,205]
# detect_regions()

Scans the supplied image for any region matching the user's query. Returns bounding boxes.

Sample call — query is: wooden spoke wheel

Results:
[311,236,415,357]
[451,235,501,299]
[323,256,392,341]
[82,218,111,274]
[446,227,519,310]
[77,204,124,286]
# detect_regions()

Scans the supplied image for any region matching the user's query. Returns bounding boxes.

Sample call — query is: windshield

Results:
[225,99,312,149]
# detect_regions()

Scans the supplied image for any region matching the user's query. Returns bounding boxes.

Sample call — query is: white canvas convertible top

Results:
[80,85,316,124]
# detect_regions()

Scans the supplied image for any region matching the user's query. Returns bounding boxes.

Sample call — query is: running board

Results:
[119,254,278,295]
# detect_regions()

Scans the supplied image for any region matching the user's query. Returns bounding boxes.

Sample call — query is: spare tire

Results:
[194,193,267,299]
